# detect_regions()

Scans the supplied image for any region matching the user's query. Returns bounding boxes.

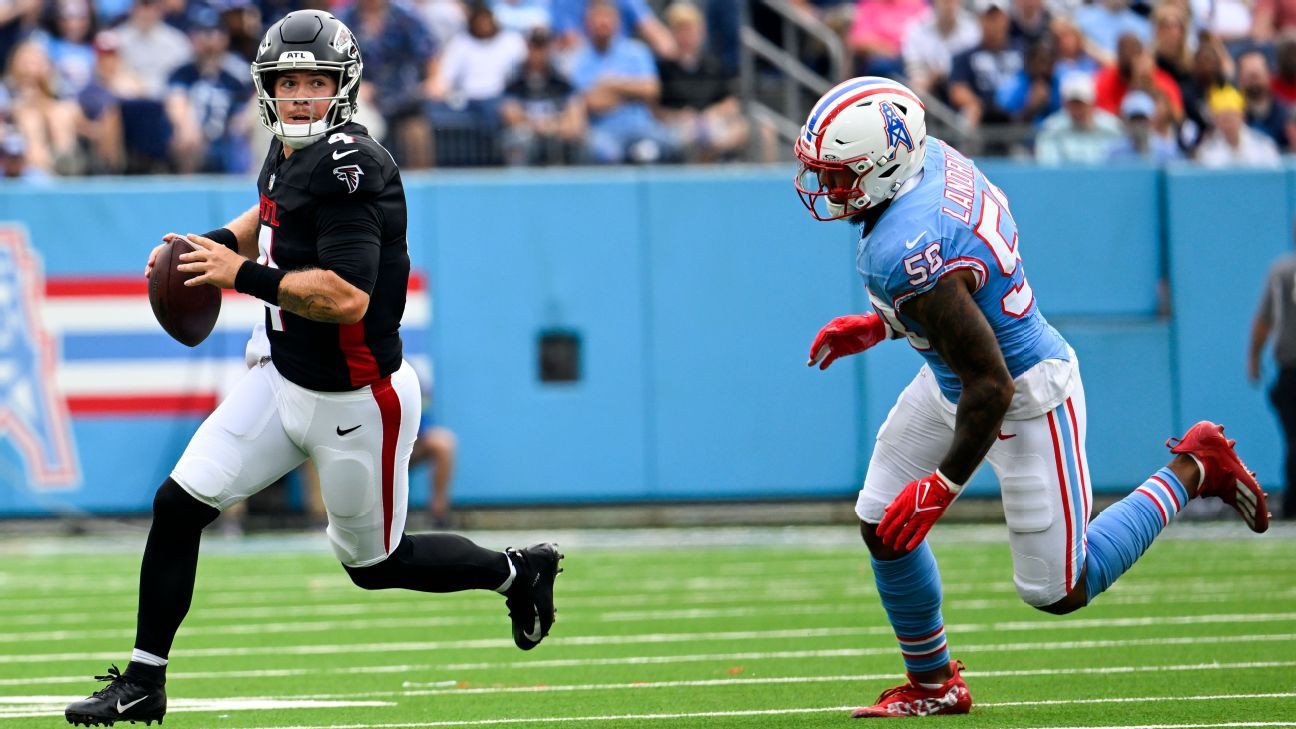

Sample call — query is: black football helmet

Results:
[251,10,363,148]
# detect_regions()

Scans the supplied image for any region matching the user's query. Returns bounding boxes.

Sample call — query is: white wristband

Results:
[935,468,964,495]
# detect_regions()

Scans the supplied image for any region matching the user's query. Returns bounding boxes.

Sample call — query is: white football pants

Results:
[856,365,1093,606]
[171,359,420,567]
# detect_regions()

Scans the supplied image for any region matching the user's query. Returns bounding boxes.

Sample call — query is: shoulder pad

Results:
[308,131,389,197]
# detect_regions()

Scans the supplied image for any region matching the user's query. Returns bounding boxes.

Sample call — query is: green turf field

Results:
[1,524,1294,728]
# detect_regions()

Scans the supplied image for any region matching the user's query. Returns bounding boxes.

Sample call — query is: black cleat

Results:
[504,543,563,650]
[65,665,166,726]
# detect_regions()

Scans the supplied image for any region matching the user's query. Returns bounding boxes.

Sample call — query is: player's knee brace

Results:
[152,477,220,532]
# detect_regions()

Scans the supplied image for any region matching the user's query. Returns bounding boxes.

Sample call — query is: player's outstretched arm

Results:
[876,271,1013,550]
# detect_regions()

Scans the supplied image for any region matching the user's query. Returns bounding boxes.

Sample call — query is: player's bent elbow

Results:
[968,375,1014,414]
[338,292,369,324]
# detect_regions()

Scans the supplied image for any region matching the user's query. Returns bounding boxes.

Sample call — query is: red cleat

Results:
[850,660,972,718]
[1167,421,1270,533]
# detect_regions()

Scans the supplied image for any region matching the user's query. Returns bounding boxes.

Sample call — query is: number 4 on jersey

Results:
[258,224,286,331]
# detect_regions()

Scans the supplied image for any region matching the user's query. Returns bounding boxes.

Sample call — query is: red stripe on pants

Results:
[1046,410,1075,590]
[370,376,400,554]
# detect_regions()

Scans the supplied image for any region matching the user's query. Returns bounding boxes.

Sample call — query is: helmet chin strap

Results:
[275,119,330,149]
[831,178,873,217]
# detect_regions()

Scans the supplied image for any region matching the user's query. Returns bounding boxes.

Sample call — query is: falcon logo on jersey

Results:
[333,164,363,194]
[0,226,80,489]
[879,101,914,155]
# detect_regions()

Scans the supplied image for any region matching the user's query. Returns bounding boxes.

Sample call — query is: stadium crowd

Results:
[0,0,1292,179]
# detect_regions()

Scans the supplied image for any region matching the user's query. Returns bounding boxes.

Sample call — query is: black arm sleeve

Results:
[315,196,383,294]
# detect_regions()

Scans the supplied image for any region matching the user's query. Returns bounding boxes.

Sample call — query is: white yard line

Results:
[0,570,1286,608]
[6,609,1296,646]
[5,693,1295,725]
[0,586,1261,630]
[435,632,1296,671]
[7,630,1296,664]
[383,663,1296,697]
[0,696,394,720]
[231,705,1296,729]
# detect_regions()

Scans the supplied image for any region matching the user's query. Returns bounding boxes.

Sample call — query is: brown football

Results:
[148,238,221,347]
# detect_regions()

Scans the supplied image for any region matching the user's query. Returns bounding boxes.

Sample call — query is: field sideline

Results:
[1,524,1293,728]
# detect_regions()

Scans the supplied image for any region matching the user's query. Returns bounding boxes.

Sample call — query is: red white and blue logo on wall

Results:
[0,224,431,500]
[0,226,80,489]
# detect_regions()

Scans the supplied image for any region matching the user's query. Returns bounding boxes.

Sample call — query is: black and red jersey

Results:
[255,122,409,392]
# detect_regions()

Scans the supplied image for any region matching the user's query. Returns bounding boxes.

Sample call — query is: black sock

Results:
[133,479,219,660]
[122,661,166,687]
[344,533,511,592]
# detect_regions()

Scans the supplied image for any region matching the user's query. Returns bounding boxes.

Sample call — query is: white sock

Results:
[130,649,167,667]
[494,551,518,594]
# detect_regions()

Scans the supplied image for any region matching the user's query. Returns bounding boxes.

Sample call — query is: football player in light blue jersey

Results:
[794,77,1271,718]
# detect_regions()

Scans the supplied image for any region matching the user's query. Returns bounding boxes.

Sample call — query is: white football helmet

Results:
[794,77,928,221]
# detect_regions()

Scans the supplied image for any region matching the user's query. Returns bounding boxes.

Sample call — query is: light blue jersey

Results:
[858,139,1070,401]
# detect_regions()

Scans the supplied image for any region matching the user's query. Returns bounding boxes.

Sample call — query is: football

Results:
[148,237,221,347]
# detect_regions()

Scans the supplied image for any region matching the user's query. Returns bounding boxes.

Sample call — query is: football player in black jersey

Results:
[65,11,561,727]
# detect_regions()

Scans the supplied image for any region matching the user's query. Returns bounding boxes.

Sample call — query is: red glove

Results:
[806,313,888,370]
[877,471,963,551]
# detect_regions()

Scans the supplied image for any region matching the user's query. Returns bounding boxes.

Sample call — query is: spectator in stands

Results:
[0,0,39,75]
[492,0,550,35]
[114,0,191,100]
[1095,33,1184,122]
[1010,0,1050,46]
[1272,33,1296,105]
[1076,0,1150,59]
[1190,0,1252,50]
[996,39,1059,125]
[654,1,746,161]
[1248,225,1296,522]
[552,0,675,59]
[6,38,83,174]
[1238,49,1288,148]
[428,4,526,127]
[1152,4,1193,95]
[217,0,261,62]
[948,0,1023,129]
[340,0,437,168]
[501,28,586,165]
[44,0,99,100]
[1051,15,1099,80]
[1285,104,1296,149]
[1197,84,1282,166]
[411,412,458,528]
[164,7,250,173]
[1107,89,1184,162]
[1180,33,1233,149]
[1036,71,1124,163]
[848,0,929,77]
[901,0,980,99]
[1252,0,1296,43]
[570,0,673,163]
[0,124,49,180]
[410,0,467,48]
[76,28,134,173]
